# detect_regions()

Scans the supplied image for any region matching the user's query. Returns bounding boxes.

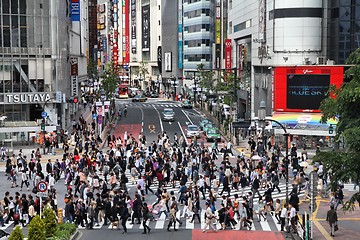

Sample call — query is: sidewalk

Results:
[298,188,360,240]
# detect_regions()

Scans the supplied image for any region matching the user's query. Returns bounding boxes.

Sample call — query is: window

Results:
[158,20,160,25]
[3,15,10,47]
[11,0,18,14]
[3,0,9,14]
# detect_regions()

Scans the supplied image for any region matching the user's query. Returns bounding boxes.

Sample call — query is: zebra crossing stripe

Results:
[186,218,194,229]
[154,212,166,229]
[270,213,281,231]
[259,218,271,231]
[200,210,206,230]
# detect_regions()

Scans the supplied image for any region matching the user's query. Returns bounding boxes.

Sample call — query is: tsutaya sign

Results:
[5,93,53,104]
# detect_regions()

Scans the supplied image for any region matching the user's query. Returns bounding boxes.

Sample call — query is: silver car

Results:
[186,124,200,138]
[162,108,175,121]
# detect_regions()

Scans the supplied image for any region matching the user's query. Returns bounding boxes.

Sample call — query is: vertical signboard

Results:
[71,0,80,21]
[165,52,172,72]
[142,5,150,51]
[225,39,232,70]
[215,0,221,69]
[131,0,136,53]
[178,0,183,69]
[122,0,130,64]
[258,0,266,41]
[70,58,78,97]
[157,46,162,74]
[113,0,119,67]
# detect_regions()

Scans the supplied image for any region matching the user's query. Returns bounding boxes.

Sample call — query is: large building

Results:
[0,0,88,142]
[227,0,357,138]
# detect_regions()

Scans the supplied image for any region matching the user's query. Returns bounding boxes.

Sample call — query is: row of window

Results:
[184,0,210,3]
[184,24,210,33]
[184,8,211,19]
[184,54,211,61]
[184,39,211,47]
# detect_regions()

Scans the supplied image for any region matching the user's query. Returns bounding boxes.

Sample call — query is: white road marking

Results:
[152,104,164,132]
[181,110,194,125]
[178,122,187,140]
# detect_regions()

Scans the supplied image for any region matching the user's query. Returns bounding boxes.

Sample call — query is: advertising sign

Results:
[157,46,162,73]
[123,0,130,64]
[165,52,172,72]
[71,0,80,21]
[274,66,344,112]
[70,58,78,97]
[224,39,232,70]
[178,0,183,69]
[131,0,136,53]
[142,5,150,51]
[287,74,330,110]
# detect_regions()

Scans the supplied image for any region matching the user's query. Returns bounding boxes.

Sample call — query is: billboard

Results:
[224,39,232,70]
[274,66,344,112]
[71,0,80,21]
[178,0,183,69]
[165,52,172,72]
[142,5,150,51]
[122,0,130,63]
[131,0,136,53]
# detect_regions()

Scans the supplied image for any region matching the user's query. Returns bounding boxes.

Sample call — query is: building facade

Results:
[228,0,330,121]
[0,0,87,142]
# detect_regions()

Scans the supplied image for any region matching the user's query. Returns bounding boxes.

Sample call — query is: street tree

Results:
[28,215,45,240]
[197,63,215,91]
[87,58,99,82]
[314,47,360,210]
[43,206,57,238]
[8,226,24,240]
[101,62,118,99]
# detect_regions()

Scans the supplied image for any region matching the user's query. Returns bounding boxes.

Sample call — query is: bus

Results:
[118,84,129,99]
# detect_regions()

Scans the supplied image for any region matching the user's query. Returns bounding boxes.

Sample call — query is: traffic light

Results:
[73,96,79,104]
[41,123,45,131]
[329,124,334,134]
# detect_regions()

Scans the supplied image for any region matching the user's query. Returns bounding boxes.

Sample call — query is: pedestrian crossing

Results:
[118,102,183,108]
[89,170,301,204]
[75,207,284,232]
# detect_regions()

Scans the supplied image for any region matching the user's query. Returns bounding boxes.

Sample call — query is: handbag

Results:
[334,222,339,231]
[13,213,20,221]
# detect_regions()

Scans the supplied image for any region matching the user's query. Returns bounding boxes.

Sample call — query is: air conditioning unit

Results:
[326,59,335,65]
[316,57,325,65]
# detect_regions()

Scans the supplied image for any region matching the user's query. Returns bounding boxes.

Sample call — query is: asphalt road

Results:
[0,99,302,239]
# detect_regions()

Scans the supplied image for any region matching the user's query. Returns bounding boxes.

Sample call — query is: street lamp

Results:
[193,77,200,106]
[170,76,178,101]
[258,100,290,203]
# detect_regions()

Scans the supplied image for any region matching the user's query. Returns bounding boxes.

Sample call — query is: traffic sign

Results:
[36,192,48,198]
[37,181,48,193]
[41,111,48,118]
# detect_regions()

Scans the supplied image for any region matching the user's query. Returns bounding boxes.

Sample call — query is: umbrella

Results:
[300,161,309,167]
[251,155,262,160]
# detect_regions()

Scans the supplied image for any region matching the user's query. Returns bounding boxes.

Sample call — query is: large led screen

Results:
[287,74,330,110]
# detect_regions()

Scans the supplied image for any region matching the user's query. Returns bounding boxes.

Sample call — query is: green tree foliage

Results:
[315,48,360,210]
[28,215,45,240]
[197,63,215,91]
[87,58,99,81]
[8,226,24,240]
[43,207,57,238]
[101,62,118,99]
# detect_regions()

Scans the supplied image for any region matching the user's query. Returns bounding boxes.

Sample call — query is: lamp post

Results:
[170,76,178,101]
[193,77,199,106]
[258,100,290,203]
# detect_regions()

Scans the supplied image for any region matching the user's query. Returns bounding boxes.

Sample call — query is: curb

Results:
[70,230,81,240]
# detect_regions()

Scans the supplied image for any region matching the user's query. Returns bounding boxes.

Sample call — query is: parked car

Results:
[132,95,147,102]
[150,92,159,98]
[162,108,175,121]
[199,119,211,130]
[206,128,221,142]
[203,123,214,133]
[186,124,200,138]
[182,100,193,109]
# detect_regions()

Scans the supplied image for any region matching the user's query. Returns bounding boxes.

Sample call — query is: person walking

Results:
[326,205,338,237]
[202,202,218,233]
[141,203,151,234]
[167,203,178,232]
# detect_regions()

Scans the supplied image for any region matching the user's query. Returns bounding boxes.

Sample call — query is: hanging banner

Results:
[71,0,80,21]
[157,46,162,74]
[131,0,137,53]
[178,0,183,69]
[70,58,78,97]
[225,39,232,70]
[122,0,130,64]
[142,5,150,51]
[165,52,172,72]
